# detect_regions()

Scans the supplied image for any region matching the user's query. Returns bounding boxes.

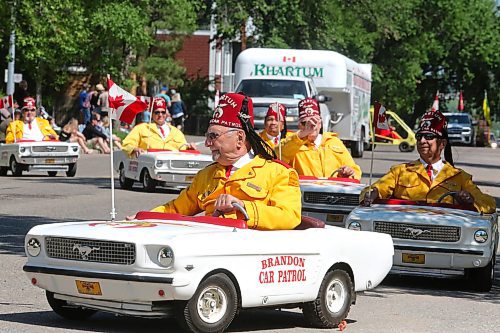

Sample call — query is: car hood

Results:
[251,97,301,108]
[300,179,365,195]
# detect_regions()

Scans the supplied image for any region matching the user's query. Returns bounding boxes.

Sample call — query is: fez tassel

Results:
[107,78,148,124]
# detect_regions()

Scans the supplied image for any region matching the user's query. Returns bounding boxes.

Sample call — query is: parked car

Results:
[23,210,394,332]
[300,175,366,227]
[346,198,498,292]
[443,112,476,146]
[113,149,213,192]
[0,140,80,177]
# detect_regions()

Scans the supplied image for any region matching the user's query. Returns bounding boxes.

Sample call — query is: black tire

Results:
[119,165,134,190]
[0,166,7,176]
[141,169,157,192]
[399,141,410,152]
[465,260,494,292]
[46,291,96,320]
[350,138,364,158]
[10,156,23,176]
[303,269,353,328]
[176,273,238,333]
[48,171,58,177]
[66,163,77,177]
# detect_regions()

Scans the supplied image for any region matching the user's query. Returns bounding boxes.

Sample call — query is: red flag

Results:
[458,91,464,111]
[373,102,389,130]
[107,79,148,124]
[431,91,439,112]
[1,95,13,109]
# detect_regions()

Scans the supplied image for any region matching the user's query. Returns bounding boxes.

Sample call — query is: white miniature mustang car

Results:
[23,208,393,332]
[113,149,213,192]
[300,175,366,227]
[346,197,499,292]
[0,140,79,177]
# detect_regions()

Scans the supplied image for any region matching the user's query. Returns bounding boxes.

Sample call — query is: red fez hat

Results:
[22,97,36,110]
[266,103,286,121]
[152,97,166,111]
[298,98,320,120]
[209,93,254,129]
[417,110,447,137]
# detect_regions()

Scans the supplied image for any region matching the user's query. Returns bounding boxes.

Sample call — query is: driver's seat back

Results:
[295,215,326,230]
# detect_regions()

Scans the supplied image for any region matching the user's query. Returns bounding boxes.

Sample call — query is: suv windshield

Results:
[446,114,470,125]
[236,79,307,99]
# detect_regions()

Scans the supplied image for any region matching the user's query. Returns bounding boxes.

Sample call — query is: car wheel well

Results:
[200,269,243,309]
[328,262,355,291]
[119,162,124,170]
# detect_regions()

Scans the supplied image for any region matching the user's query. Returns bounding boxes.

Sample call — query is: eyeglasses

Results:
[23,108,36,112]
[416,133,439,141]
[154,111,167,115]
[205,129,239,141]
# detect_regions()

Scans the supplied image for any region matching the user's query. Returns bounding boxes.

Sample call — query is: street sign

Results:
[4,70,22,83]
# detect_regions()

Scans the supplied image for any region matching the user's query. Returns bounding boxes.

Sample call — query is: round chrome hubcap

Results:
[197,286,228,323]
[325,278,346,313]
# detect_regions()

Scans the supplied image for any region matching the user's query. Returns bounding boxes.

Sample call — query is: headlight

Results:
[19,147,26,153]
[348,221,361,231]
[72,146,79,152]
[156,160,164,168]
[474,230,488,243]
[27,238,41,256]
[158,246,174,267]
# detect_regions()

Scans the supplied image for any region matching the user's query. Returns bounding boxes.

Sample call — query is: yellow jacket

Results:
[279,132,362,180]
[151,155,302,230]
[259,130,294,150]
[122,123,188,156]
[360,160,496,214]
[6,118,59,143]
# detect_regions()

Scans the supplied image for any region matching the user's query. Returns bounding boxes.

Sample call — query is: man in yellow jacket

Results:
[279,98,361,180]
[258,102,293,150]
[6,97,58,143]
[121,97,192,157]
[130,93,302,230]
[361,109,496,214]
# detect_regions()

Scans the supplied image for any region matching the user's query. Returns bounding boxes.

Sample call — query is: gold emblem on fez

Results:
[213,104,226,118]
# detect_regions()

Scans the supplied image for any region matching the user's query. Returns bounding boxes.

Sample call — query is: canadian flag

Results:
[458,91,464,111]
[0,95,13,109]
[107,78,148,124]
[137,95,151,107]
[431,91,439,112]
[373,101,389,130]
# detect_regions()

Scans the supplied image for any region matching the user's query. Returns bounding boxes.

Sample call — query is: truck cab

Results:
[443,112,476,146]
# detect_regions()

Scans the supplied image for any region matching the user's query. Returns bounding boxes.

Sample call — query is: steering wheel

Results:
[329,168,342,178]
[437,191,459,203]
[212,202,249,221]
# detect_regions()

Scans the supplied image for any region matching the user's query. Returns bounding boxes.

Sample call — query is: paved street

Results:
[1,142,499,332]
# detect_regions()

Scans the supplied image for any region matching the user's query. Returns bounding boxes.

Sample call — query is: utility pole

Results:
[6,0,16,96]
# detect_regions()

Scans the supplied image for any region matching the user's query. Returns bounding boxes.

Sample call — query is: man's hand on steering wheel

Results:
[337,166,355,178]
[361,187,379,207]
[214,194,244,214]
[453,190,474,206]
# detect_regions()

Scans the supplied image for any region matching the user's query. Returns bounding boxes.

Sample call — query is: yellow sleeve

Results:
[329,136,362,180]
[170,126,188,149]
[244,166,301,230]
[359,166,398,203]
[40,119,58,140]
[277,133,305,164]
[151,172,203,215]
[121,125,143,157]
[461,173,497,214]
[5,122,15,143]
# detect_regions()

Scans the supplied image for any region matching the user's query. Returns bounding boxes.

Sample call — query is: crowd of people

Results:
[0,81,496,229]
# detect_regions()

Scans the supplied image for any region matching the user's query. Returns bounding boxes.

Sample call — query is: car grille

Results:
[170,160,211,169]
[45,236,136,265]
[303,192,359,206]
[32,146,68,153]
[447,128,463,134]
[374,222,460,242]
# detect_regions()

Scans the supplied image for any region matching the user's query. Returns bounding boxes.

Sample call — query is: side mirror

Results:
[315,95,331,103]
[472,120,478,126]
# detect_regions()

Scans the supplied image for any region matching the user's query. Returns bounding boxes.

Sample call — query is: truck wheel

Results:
[141,169,157,192]
[47,171,58,177]
[303,269,353,328]
[66,163,77,177]
[399,141,411,152]
[119,165,134,190]
[350,140,363,158]
[46,291,96,320]
[465,259,494,292]
[176,273,238,333]
[10,156,23,176]
[0,166,7,176]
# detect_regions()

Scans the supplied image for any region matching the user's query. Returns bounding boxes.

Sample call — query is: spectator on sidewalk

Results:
[13,80,29,106]
[79,83,91,125]
[96,83,111,117]
[170,92,187,131]
[155,86,171,110]
[82,113,111,154]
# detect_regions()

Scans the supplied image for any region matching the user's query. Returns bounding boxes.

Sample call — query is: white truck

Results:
[234,48,371,157]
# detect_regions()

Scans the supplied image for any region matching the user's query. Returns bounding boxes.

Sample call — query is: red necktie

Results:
[274,137,279,145]
[225,165,233,178]
[159,126,165,138]
[28,122,32,130]
[426,164,433,180]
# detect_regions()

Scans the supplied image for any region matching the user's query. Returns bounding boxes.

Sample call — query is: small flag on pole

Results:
[483,91,491,126]
[0,95,13,109]
[373,101,389,131]
[431,91,439,112]
[107,78,148,124]
[458,91,464,111]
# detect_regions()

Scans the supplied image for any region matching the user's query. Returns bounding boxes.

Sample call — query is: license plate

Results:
[185,175,195,181]
[326,214,344,223]
[76,280,102,295]
[402,253,425,264]
[45,158,55,164]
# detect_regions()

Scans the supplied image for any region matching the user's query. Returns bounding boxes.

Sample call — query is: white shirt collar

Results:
[419,158,444,180]
[229,150,255,175]
[157,123,170,138]
[313,134,323,148]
